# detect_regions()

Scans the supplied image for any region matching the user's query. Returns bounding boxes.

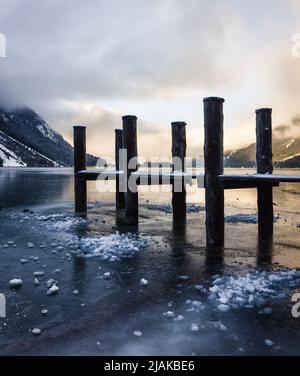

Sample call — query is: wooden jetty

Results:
[73,97,300,249]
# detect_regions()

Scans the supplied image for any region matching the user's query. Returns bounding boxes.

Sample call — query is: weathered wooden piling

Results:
[256,108,274,236]
[122,115,138,225]
[73,126,87,216]
[115,129,125,210]
[204,97,225,249]
[172,121,187,223]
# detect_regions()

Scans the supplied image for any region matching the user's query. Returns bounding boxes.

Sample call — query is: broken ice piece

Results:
[178,275,190,281]
[140,278,148,286]
[165,311,175,318]
[32,328,41,335]
[46,279,56,288]
[33,278,40,286]
[9,279,23,288]
[191,323,199,331]
[73,290,79,295]
[176,315,184,321]
[265,339,274,347]
[103,272,111,280]
[262,307,273,315]
[41,309,48,315]
[27,243,34,248]
[133,331,143,337]
[217,304,230,312]
[34,271,45,277]
[47,284,59,296]
[20,259,29,264]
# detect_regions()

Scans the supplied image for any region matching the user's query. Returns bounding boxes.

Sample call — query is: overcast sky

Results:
[1,0,300,158]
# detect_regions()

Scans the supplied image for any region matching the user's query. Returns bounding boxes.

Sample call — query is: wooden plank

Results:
[204,97,225,249]
[77,170,200,186]
[77,170,300,186]
[73,126,87,216]
[218,174,300,183]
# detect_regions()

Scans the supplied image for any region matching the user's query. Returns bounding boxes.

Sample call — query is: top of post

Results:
[256,108,272,114]
[122,115,137,121]
[203,97,225,103]
[73,125,86,129]
[115,128,123,134]
[171,121,187,127]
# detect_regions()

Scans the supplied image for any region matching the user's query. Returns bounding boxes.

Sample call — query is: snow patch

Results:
[207,270,300,310]
[77,232,148,260]
[36,214,86,231]
[0,143,26,167]
[225,214,258,224]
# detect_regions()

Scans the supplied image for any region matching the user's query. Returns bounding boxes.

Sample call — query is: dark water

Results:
[0,167,300,355]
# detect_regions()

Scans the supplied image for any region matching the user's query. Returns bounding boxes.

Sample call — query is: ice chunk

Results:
[34,271,45,277]
[9,279,23,288]
[140,278,148,287]
[165,311,175,318]
[46,279,56,288]
[179,276,190,281]
[265,339,274,347]
[191,323,199,331]
[47,284,59,296]
[32,328,41,335]
[217,304,230,312]
[133,331,143,337]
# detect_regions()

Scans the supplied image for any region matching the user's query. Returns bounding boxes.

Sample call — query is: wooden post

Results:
[123,115,138,225]
[73,126,87,216]
[172,121,187,223]
[115,129,125,210]
[256,108,273,236]
[204,97,225,249]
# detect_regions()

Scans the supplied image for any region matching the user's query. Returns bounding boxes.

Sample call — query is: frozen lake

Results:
[0,167,300,355]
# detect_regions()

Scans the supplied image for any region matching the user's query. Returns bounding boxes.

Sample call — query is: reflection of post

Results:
[123,116,138,225]
[0,33,6,58]
[71,257,87,295]
[205,249,224,277]
[204,97,225,249]
[256,108,273,236]
[0,293,6,318]
[115,129,125,210]
[73,126,87,216]
[172,122,187,224]
[257,234,273,268]
[170,221,188,268]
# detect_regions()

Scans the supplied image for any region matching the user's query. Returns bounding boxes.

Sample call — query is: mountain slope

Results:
[225,136,300,168]
[0,107,100,167]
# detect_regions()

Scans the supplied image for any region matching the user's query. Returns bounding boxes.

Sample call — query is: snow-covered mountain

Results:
[0,106,101,167]
[225,136,300,168]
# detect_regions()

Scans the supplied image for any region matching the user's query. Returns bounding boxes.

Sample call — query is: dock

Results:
[73,97,300,249]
